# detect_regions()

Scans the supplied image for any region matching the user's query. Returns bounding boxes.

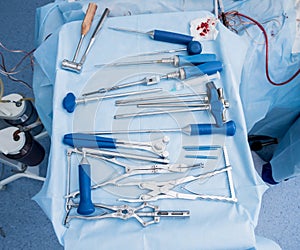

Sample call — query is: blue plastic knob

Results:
[186,41,202,55]
[63,93,76,113]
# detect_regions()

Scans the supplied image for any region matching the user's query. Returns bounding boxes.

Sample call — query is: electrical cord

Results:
[223,11,300,86]
[0,42,35,89]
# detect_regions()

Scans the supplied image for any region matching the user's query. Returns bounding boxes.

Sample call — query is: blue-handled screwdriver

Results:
[109,27,194,45]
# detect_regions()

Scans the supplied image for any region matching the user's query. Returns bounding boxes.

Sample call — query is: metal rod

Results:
[114,106,209,119]
[115,92,206,105]
[77,88,163,104]
[137,103,209,108]
[223,146,237,201]
[81,147,170,164]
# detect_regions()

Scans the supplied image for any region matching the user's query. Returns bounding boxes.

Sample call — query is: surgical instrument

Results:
[183,145,222,160]
[62,3,97,69]
[118,167,236,203]
[115,92,207,106]
[117,146,237,203]
[173,71,220,91]
[82,61,223,96]
[62,8,110,73]
[77,151,95,215]
[81,120,236,136]
[65,147,170,215]
[133,41,202,56]
[115,82,229,127]
[64,201,190,226]
[95,54,216,68]
[66,149,203,199]
[63,133,170,158]
[183,145,221,151]
[62,88,162,113]
[185,155,218,159]
[109,26,194,45]
[77,147,170,164]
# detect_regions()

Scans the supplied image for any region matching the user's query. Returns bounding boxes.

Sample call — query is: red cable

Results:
[226,11,300,86]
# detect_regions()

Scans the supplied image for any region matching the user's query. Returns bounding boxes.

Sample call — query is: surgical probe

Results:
[95,53,216,68]
[82,61,222,96]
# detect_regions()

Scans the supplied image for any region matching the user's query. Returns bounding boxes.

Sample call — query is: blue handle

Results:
[153,30,193,45]
[63,133,117,149]
[177,54,217,66]
[206,82,224,127]
[187,41,202,55]
[77,161,95,215]
[183,61,223,79]
[189,121,236,136]
[63,93,76,113]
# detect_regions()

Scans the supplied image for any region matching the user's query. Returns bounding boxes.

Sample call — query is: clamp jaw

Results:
[206,82,229,127]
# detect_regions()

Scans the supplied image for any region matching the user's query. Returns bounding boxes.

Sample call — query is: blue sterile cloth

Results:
[31,0,300,248]
[32,7,280,249]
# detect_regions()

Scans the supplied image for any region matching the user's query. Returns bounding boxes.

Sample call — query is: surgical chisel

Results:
[109,27,194,45]
[62,8,110,73]
[68,3,97,65]
[82,61,222,96]
[81,120,236,136]
[95,53,216,68]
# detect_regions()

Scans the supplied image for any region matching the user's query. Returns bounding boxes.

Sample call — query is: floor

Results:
[0,1,299,249]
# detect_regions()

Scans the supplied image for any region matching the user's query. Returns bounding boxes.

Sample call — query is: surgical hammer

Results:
[62,7,110,73]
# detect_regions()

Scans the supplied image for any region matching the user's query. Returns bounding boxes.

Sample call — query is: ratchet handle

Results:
[77,162,95,215]
[153,30,193,45]
[63,133,117,149]
[183,61,223,79]
[189,120,236,136]
[177,54,217,66]
[81,3,98,35]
